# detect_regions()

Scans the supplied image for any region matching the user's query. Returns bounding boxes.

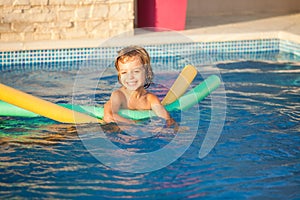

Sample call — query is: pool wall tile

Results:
[280,40,300,56]
[0,39,299,71]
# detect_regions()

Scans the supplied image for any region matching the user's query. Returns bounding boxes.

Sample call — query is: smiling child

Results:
[103,45,175,126]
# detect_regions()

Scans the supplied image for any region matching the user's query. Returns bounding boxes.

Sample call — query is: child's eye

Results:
[134,70,140,73]
[120,71,126,75]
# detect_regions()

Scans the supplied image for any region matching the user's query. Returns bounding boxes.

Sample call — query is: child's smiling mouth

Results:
[126,81,138,86]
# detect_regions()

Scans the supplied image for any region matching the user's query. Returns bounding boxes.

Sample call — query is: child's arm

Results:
[148,94,176,127]
[103,91,135,124]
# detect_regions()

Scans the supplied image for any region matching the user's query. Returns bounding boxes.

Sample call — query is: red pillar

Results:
[137,0,187,31]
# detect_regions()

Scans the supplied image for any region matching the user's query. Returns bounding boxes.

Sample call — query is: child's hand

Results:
[166,118,177,127]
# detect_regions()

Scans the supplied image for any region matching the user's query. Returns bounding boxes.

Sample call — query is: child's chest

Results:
[125,95,151,110]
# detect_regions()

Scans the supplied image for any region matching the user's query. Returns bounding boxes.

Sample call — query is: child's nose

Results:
[128,72,134,79]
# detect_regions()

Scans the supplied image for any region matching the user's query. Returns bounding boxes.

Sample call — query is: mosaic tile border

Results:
[0,39,299,69]
[280,40,300,56]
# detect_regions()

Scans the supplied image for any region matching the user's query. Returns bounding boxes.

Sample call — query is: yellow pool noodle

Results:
[161,65,197,105]
[0,83,102,124]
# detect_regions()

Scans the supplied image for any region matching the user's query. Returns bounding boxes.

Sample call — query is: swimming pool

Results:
[0,39,300,199]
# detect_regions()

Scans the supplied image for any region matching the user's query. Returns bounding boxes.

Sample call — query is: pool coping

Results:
[0,30,299,52]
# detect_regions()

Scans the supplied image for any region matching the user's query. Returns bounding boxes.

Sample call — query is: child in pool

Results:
[103,45,176,127]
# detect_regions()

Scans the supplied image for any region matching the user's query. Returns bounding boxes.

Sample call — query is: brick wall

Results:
[0,0,134,42]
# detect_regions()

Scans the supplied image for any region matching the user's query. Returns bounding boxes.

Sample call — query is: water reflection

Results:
[1,61,300,198]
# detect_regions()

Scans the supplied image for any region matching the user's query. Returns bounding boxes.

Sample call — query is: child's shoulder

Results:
[146,92,161,103]
[111,89,126,98]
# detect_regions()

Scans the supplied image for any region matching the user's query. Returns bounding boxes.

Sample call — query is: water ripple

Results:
[1,61,300,199]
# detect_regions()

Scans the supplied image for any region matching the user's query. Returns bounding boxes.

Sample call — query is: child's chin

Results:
[126,85,139,91]
[126,85,142,91]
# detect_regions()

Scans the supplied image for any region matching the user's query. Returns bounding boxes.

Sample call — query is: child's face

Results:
[118,56,146,91]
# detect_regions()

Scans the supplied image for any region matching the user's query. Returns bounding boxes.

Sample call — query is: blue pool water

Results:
[0,51,300,199]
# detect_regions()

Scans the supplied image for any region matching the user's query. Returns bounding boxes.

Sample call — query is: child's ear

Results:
[117,73,122,84]
[144,77,151,89]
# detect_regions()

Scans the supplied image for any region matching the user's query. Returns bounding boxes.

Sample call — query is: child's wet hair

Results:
[115,46,153,88]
